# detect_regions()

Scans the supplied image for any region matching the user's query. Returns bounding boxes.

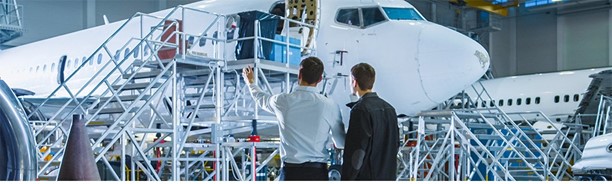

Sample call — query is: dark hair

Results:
[299,57,324,84]
[351,63,375,90]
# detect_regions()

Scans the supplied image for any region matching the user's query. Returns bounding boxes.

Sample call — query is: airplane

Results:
[459,67,612,139]
[0,0,489,127]
[466,67,612,122]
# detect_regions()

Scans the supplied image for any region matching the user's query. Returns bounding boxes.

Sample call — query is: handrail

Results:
[29,5,315,180]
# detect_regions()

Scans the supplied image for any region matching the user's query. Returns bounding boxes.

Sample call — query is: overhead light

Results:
[551,0,563,2]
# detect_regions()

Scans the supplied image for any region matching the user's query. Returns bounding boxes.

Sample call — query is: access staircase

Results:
[30,5,315,181]
[397,81,583,181]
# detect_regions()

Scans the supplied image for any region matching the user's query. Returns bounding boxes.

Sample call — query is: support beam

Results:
[86,0,95,28]
[557,16,565,70]
[449,0,519,16]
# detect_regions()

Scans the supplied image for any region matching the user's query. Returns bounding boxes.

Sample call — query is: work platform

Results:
[25,1,612,181]
[396,81,590,181]
[0,0,22,44]
[30,3,317,181]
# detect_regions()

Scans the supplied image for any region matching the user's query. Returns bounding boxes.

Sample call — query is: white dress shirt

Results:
[249,84,346,164]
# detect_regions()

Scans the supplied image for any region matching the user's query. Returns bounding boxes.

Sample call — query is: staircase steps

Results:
[123,69,166,79]
[89,107,138,115]
[112,82,162,91]
[99,94,151,103]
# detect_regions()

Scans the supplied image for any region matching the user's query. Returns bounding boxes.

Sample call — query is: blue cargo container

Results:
[269,35,301,66]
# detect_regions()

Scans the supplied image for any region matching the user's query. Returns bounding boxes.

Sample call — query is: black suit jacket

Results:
[342,92,399,180]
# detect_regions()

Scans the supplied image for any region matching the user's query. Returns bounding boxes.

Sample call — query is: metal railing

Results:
[397,80,584,181]
[0,1,22,29]
[593,95,612,137]
[30,4,318,181]
[0,0,23,43]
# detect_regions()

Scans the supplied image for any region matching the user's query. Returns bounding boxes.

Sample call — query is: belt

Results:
[283,162,327,169]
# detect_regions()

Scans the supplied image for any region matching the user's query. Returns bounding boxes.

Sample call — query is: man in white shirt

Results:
[242,57,345,181]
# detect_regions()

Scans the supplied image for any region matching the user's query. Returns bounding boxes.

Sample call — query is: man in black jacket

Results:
[342,63,399,180]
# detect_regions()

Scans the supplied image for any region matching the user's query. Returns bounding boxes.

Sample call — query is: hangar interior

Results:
[0,0,611,181]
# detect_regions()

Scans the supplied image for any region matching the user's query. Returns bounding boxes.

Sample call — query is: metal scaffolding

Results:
[30,4,316,181]
[0,0,22,44]
[25,1,609,181]
[396,81,586,181]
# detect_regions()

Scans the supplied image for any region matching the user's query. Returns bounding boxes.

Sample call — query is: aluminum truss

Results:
[30,5,317,181]
[0,0,22,43]
[397,81,584,181]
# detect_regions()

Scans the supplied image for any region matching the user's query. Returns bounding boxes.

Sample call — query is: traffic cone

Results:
[57,114,101,180]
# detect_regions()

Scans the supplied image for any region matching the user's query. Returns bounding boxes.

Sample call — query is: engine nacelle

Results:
[572,133,612,181]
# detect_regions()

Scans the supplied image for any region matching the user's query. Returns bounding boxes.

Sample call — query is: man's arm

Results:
[248,84,281,113]
[243,66,282,113]
[329,105,346,149]
[341,108,372,180]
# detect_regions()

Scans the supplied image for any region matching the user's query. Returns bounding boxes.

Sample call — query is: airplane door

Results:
[57,55,67,84]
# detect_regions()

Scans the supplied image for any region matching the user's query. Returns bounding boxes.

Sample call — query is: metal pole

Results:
[172,61,179,181]
[121,132,126,181]
[254,20,260,120]
[131,153,136,181]
[450,116,455,181]
[594,95,605,136]
[604,105,611,134]
[182,8,186,60]
[251,144,257,181]
[215,62,223,181]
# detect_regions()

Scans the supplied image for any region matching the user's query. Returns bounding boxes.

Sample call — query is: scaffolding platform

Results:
[28,4,315,181]
[0,0,22,44]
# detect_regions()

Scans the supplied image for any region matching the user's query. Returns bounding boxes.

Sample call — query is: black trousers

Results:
[281,162,328,181]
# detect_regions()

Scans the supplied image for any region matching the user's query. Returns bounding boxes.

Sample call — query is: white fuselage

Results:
[0,0,489,119]
[468,67,612,122]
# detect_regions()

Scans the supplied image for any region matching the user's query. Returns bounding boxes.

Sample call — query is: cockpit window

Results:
[362,7,386,27]
[383,7,424,21]
[336,9,360,27]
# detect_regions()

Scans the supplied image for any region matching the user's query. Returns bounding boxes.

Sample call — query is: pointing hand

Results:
[242,65,255,85]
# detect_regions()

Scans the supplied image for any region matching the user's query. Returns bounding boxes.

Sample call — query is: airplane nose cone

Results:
[416,23,490,103]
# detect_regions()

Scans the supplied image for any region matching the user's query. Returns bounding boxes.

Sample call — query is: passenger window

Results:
[43,64,47,72]
[554,95,560,103]
[535,97,541,104]
[361,7,386,27]
[29,67,33,72]
[574,94,579,102]
[508,99,513,106]
[490,100,495,107]
[115,50,121,61]
[526,98,531,105]
[97,53,103,65]
[36,66,40,72]
[475,101,479,108]
[51,63,55,72]
[75,58,80,67]
[564,95,569,102]
[482,101,487,108]
[499,100,504,106]
[133,45,139,58]
[517,98,522,106]
[336,9,360,26]
[73,59,78,68]
[144,44,150,56]
[124,48,131,59]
